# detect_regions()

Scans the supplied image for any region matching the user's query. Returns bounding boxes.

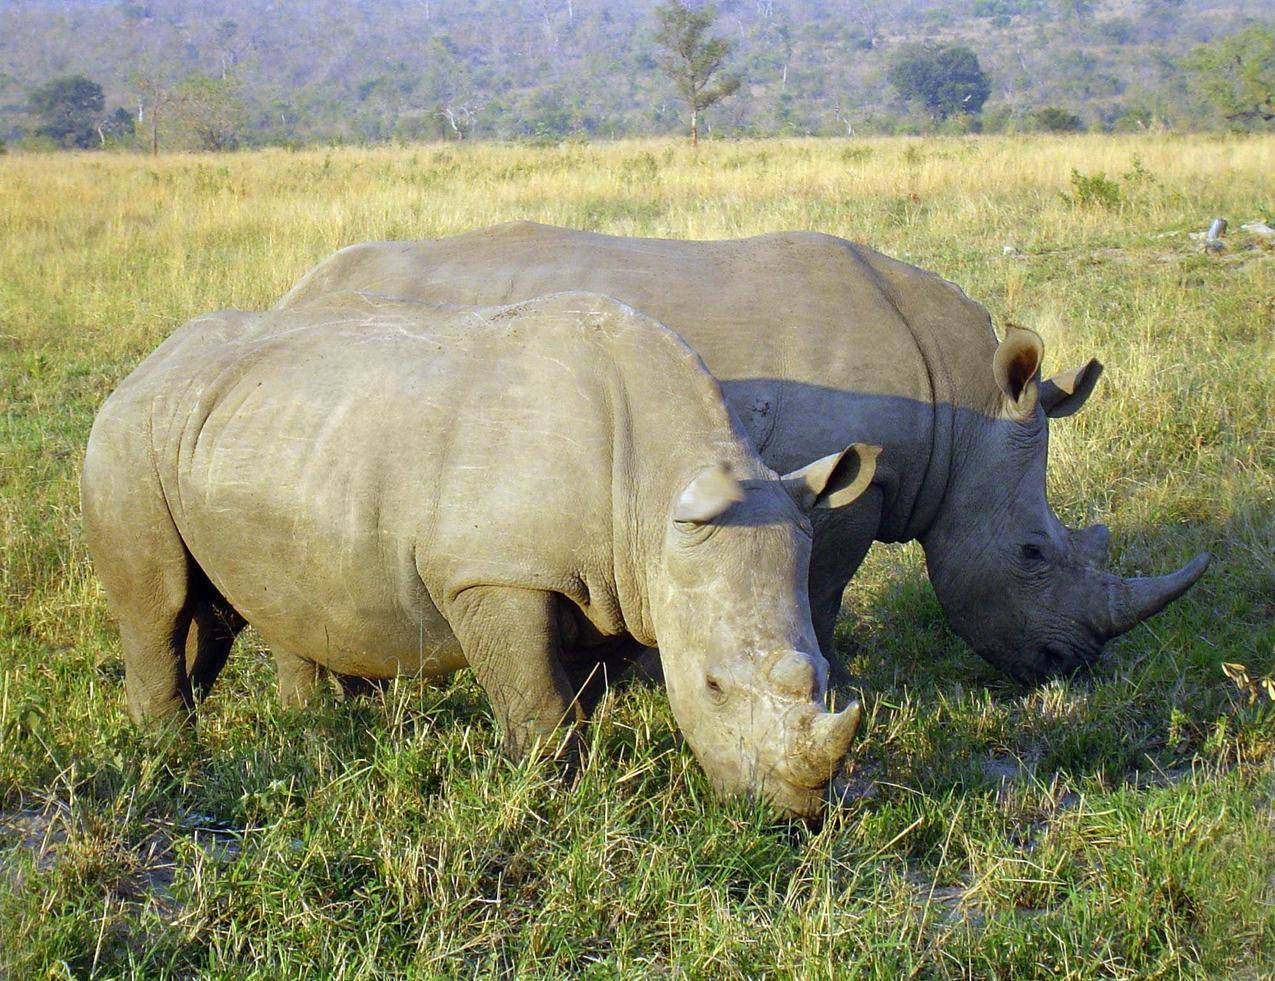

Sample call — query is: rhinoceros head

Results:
[654,443,880,819]
[922,325,1209,682]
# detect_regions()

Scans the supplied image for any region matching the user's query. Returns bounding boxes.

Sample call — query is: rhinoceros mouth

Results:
[755,774,832,821]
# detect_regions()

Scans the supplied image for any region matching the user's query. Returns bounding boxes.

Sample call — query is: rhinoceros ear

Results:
[782,443,880,512]
[673,463,745,524]
[993,324,1044,421]
[1039,358,1103,418]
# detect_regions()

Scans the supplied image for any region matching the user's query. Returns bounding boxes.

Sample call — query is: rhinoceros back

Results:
[279,222,1000,539]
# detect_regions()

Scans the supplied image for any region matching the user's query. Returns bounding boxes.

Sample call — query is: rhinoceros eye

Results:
[1020,543,1046,564]
[705,675,727,703]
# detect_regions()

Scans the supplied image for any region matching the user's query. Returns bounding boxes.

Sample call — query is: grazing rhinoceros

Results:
[276,222,1210,682]
[82,290,875,817]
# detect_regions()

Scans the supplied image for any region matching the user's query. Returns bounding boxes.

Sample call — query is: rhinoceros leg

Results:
[275,648,324,708]
[332,674,390,699]
[808,488,883,676]
[562,635,647,716]
[183,588,245,700]
[115,606,194,722]
[448,586,584,760]
[83,463,198,722]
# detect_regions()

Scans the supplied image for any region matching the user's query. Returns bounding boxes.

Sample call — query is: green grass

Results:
[1,136,1273,977]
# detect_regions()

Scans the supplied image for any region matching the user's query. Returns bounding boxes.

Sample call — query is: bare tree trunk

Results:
[151,105,159,155]
[691,107,698,146]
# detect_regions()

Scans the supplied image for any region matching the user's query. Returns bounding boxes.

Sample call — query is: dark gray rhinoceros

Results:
[277,222,1209,682]
[82,290,876,818]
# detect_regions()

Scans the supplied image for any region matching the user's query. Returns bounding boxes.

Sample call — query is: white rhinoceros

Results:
[82,291,875,818]
[276,222,1209,682]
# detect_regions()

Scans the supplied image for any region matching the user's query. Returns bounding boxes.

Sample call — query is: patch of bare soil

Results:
[0,804,242,913]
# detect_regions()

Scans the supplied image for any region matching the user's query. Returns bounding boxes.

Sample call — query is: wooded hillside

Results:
[0,0,1267,144]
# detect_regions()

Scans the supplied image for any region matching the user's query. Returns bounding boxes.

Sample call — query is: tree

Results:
[172,74,246,150]
[849,0,887,49]
[1185,24,1275,125]
[97,106,136,146]
[130,67,176,155]
[887,44,991,121]
[28,75,104,148]
[653,1,740,146]
[438,103,481,140]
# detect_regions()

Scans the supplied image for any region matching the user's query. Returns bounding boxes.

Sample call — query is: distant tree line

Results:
[6,1,1272,152]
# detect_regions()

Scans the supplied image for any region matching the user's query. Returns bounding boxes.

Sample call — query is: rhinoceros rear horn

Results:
[674,463,744,524]
[765,649,819,698]
[1107,552,1211,636]
[809,700,862,769]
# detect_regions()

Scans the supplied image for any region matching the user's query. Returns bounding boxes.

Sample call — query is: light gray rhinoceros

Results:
[276,222,1210,682]
[82,290,876,817]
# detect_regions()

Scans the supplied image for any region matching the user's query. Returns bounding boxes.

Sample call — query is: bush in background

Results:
[1035,106,1084,132]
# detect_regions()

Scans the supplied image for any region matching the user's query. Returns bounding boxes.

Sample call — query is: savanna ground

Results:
[1,134,1272,977]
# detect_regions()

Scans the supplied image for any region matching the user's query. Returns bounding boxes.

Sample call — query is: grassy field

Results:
[1,134,1272,977]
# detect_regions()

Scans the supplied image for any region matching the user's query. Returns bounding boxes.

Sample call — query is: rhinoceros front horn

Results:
[808,700,863,769]
[1107,552,1211,636]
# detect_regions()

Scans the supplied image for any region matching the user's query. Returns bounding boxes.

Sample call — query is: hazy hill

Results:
[1,0,1268,144]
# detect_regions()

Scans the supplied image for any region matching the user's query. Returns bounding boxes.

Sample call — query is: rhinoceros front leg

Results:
[562,635,648,716]
[808,487,883,676]
[448,586,584,761]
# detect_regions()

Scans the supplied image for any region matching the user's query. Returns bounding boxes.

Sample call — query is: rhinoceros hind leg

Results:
[184,586,246,700]
[449,586,583,761]
[83,470,197,723]
[116,609,195,723]
[275,648,324,709]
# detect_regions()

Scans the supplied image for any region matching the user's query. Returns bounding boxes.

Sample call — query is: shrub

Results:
[1099,17,1136,45]
[1063,168,1122,208]
[1121,154,1156,187]
[1110,105,1159,132]
[1035,107,1084,132]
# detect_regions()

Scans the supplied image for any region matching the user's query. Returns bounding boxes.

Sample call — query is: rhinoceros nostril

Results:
[1040,643,1085,676]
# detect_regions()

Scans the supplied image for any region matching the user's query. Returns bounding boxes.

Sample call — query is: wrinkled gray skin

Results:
[277,222,1210,682]
[82,291,875,818]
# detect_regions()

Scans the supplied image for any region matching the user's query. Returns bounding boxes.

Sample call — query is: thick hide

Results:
[82,291,871,817]
[276,223,1209,678]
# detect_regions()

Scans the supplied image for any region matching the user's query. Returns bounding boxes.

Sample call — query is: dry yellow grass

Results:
[1,135,1272,976]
